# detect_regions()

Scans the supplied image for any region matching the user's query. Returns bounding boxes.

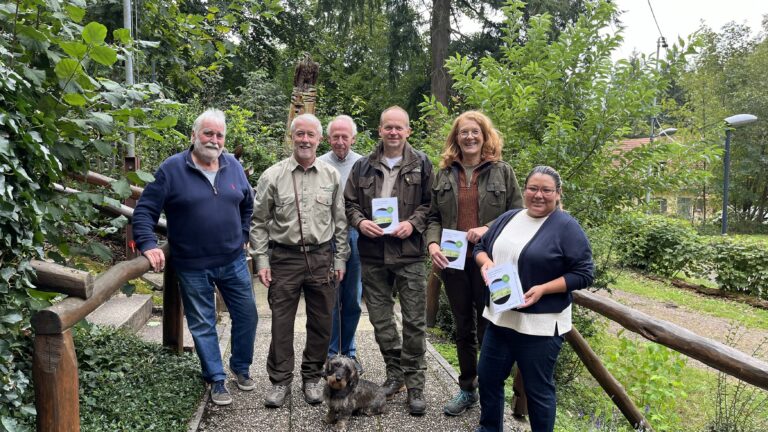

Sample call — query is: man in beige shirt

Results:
[250,113,349,408]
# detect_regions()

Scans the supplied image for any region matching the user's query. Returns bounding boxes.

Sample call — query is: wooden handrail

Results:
[53,183,166,235]
[31,243,170,335]
[573,289,768,391]
[71,170,144,200]
[31,260,94,299]
[32,170,184,432]
[565,327,652,431]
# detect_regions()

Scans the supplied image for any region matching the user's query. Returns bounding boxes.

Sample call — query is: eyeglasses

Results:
[458,129,482,138]
[524,186,557,196]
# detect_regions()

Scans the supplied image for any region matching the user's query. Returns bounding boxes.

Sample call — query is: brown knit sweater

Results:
[456,167,480,232]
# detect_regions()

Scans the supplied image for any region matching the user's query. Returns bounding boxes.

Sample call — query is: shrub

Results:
[603,331,687,431]
[74,324,204,432]
[710,237,768,300]
[705,325,768,432]
[614,212,707,278]
[585,225,620,291]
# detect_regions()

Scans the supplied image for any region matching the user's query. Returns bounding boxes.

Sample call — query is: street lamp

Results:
[721,114,758,235]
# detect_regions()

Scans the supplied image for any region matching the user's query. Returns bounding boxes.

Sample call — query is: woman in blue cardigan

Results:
[473,165,594,432]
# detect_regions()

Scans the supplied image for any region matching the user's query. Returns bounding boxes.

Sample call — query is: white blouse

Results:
[482,210,572,336]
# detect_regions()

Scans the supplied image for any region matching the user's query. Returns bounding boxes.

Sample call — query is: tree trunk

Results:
[430,0,451,106]
[426,264,441,327]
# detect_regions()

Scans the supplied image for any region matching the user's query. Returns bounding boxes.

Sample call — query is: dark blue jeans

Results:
[176,253,257,383]
[477,323,563,432]
[329,228,362,357]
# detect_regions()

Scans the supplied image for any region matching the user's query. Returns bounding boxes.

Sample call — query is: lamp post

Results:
[721,114,758,235]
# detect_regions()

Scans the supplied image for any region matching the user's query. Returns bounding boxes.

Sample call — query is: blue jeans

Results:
[176,253,257,383]
[477,323,563,432]
[328,228,362,357]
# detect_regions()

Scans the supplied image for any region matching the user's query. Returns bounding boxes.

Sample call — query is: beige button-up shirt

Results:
[250,155,349,272]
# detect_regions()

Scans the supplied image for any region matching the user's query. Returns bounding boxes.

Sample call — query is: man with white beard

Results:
[133,108,258,407]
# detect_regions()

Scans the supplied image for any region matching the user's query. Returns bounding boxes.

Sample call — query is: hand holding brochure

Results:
[486,262,525,315]
[371,197,399,234]
[440,229,468,270]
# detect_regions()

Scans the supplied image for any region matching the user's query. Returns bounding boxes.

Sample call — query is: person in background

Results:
[319,115,365,374]
[425,111,522,416]
[133,108,257,407]
[473,165,594,432]
[345,106,434,415]
[250,113,349,408]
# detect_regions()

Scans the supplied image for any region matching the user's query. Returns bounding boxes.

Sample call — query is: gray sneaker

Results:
[303,380,324,405]
[211,381,233,406]
[443,389,478,416]
[232,371,255,391]
[265,384,291,408]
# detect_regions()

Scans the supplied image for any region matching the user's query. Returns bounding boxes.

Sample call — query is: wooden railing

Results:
[31,242,184,431]
[565,290,768,431]
[32,173,183,431]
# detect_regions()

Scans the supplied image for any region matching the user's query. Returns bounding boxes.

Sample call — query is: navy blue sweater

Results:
[133,148,253,271]
[473,209,594,314]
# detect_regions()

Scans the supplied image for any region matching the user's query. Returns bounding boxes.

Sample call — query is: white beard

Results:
[193,137,224,164]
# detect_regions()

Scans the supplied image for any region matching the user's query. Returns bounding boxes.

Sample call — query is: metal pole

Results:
[123,0,135,157]
[721,129,732,235]
[646,36,665,208]
[123,0,139,258]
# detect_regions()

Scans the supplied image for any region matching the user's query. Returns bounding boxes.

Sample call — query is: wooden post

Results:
[33,330,80,432]
[123,156,141,260]
[425,265,440,327]
[573,290,768,391]
[31,260,94,299]
[565,327,653,431]
[162,262,184,354]
[285,54,319,146]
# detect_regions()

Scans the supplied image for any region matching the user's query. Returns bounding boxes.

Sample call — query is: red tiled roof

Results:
[617,137,650,153]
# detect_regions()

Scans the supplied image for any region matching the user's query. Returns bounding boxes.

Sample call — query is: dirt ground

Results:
[592,288,768,366]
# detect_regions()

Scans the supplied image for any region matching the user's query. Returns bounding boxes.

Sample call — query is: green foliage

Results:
[613,212,706,278]
[680,23,768,225]
[555,307,602,389]
[603,331,687,431]
[85,0,283,99]
[434,281,456,338]
[614,213,768,300]
[710,237,768,300]
[421,0,708,226]
[585,225,619,291]
[705,325,768,432]
[74,324,203,431]
[0,0,278,427]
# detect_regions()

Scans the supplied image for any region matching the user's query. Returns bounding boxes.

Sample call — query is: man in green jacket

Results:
[344,106,434,415]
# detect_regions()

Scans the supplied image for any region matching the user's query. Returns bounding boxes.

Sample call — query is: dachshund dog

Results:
[322,355,386,431]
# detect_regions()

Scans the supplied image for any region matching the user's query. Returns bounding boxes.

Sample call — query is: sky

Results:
[613,0,767,60]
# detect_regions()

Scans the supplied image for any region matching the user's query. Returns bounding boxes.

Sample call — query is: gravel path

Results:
[592,288,768,366]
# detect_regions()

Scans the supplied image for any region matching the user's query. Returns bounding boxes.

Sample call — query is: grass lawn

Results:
[610,270,768,330]
[735,234,768,245]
